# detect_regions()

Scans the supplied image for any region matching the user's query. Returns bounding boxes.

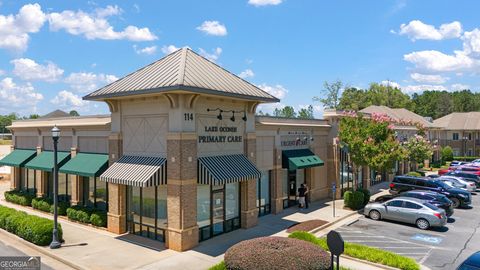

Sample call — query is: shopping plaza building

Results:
[0,48,336,251]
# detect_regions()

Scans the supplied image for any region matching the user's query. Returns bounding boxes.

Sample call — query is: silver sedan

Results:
[364,197,447,230]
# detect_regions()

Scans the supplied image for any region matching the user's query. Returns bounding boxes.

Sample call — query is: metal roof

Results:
[84,48,279,103]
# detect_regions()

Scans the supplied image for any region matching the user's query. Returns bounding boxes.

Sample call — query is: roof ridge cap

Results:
[177,47,188,85]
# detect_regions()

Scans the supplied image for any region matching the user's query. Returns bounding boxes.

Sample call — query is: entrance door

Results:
[212,190,224,236]
[288,170,297,207]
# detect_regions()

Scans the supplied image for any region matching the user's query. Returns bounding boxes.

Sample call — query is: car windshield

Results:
[424,202,439,210]
[435,181,451,189]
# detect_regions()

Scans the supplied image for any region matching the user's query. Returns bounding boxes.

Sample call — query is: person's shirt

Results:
[298,187,306,197]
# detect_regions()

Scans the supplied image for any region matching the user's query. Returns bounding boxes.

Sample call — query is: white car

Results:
[438,176,476,192]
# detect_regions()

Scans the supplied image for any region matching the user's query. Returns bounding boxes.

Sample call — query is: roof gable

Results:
[83,48,279,103]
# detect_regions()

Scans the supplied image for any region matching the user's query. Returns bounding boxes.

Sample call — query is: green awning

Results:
[59,153,109,177]
[24,151,71,172]
[282,149,324,170]
[0,149,37,167]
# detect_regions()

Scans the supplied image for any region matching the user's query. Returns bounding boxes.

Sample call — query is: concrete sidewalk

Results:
[0,179,393,270]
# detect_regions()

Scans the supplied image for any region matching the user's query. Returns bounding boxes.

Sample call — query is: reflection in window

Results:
[157,186,167,229]
[197,184,211,227]
[225,182,239,220]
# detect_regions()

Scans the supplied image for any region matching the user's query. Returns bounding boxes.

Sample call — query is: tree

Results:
[339,112,406,187]
[28,114,40,119]
[273,106,296,118]
[403,135,433,165]
[313,80,343,109]
[441,146,454,161]
[338,87,369,111]
[69,110,80,116]
[298,105,314,119]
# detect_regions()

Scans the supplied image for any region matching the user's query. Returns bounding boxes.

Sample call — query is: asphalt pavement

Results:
[0,241,54,270]
[338,191,480,270]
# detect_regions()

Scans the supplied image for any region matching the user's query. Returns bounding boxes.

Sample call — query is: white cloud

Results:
[64,72,118,93]
[0,77,43,109]
[410,73,448,84]
[199,47,222,62]
[257,102,285,115]
[0,70,5,76]
[248,0,283,7]
[238,69,254,79]
[399,20,462,41]
[161,45,180,54]
[402,84,448,93]
[11,58,64,82]
[196,21,227,36]
[0,3,46,51]
[403,50,476,73]
[51,90,86,107]
[462,29,480,57]
[380,80,401,88]
[258,83,287,99]
[133,45,157,55]
[48,5,157,41]
[451,83,470,91]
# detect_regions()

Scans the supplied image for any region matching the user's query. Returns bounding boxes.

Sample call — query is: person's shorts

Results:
[298,197,306,205]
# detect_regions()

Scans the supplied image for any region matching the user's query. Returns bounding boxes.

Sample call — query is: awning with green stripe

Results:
[282,149,324,170]
[0,149,37,167]
[59,153,109,177]
[25,151,71,172]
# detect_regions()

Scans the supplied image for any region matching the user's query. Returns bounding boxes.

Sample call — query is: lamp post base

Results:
[49,229,61,249]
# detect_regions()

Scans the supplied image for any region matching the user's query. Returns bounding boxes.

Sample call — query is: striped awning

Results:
[100,155,166,187]
[198,154,261,185]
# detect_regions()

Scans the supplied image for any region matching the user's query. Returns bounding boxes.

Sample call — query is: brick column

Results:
[241,133,258,228]
[69,148,81,205]
[271,148,284,214]
[166,132,198,251]
[11,167,21,190]
[107,133,127,234]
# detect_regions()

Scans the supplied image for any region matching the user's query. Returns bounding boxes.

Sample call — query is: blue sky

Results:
[0,0,478,117]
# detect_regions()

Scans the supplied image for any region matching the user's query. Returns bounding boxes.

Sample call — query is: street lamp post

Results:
[50,125,61,249]
[463,136,469,162]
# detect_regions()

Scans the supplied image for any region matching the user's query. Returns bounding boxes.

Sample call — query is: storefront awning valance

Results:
[59,153,109,177]
[282,149,324,170]
[0,149,37,167]
[100,155,166,187]
[24,151,71,171]
[198,154,261,185]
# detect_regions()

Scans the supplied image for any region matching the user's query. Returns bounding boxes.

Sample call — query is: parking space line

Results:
[396,253,429,255]
[378,247,431,249]
[347,240,404,243]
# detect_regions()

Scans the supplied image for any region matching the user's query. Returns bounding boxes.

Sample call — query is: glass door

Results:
[212,190,224,236]
[288,170,297,207]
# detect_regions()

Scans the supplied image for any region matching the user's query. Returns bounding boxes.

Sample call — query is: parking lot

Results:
[339,191,480,269]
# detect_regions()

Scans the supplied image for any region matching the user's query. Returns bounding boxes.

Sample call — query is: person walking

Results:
[298,184,306,208]
[304,183,310,209]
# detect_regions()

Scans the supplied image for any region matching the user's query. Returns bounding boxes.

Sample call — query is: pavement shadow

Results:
[447,217,456,223]
[115,234,167,251]
[60,242,88,248]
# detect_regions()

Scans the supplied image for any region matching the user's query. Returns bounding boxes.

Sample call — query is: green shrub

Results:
[0,205,62,246]
[90,211,107,227]
[50,201,70,216]
[406,171,422,177]
[344,190,364,210]
[208,261,226,270]
[356,188,371,205]
[32,197,53,213]
[4,190,35,206]
[344,191,353,208]
[441,146,454,161]
[224,236,330,270]
[289,232,419,270]
[66,205,92,224]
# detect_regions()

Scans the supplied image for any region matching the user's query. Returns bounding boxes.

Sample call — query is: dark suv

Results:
[390,176,471,208]
[375,190,454,216]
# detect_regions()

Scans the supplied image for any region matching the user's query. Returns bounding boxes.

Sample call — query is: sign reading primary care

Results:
[197,116,244,155]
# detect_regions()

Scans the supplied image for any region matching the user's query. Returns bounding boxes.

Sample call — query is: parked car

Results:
[375,190,454,217]
[456,166,480,176]
[427,174,441,179]
[451,161,469,166]
[364,197,447,230]
[457,251,480,270]
[436,178,467,190]
[445,171,480,187]
[438,168,452,176]
[390,176,471,208]
[438,176,476,192]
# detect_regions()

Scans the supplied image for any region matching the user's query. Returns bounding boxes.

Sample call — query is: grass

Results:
[289,231,420,270]
[0,139,12,145]
[208,261,353,270]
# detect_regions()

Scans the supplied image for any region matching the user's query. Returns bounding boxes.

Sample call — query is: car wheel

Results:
[451,198,461,208]
[369,210,381,220]
[416,218,430,230]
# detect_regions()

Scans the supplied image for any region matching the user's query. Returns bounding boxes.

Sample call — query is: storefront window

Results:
[281,169,288,199]
[257,171,271,216]
[197,184,211,228]
[157,186,167,229]
[27,169,36,193]
[83,176,108,210]
[20,168,27,191]
[58,173,70,202]
[356,166,363,189]
[225,182,239,220]
[96,178,108,211]
[296,169,305,189]
[47,173,53,198]
[142,186,156,238]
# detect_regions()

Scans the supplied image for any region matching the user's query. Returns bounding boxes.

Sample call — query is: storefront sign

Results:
[198,126,243,144]
[280,139,308,147]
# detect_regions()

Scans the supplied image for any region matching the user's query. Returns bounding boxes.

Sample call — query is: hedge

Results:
[50,201,70,216]
[0,205,63,246]
[32,197,53,213]
[356,188,371,205]
[4,190,35,206]
[453,156,480,162]
[289,231,420,270]
[66,205,107,227]
[224,236,330,270]
[344,190,364,210]
[406,171,422,177]
[90,211,107,227]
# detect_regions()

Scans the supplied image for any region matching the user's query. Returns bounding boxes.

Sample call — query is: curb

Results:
[342,255,399,270]
[309,210,360,234]
[0,228,85,270]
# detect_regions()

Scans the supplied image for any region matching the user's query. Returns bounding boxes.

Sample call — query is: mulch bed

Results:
[286,219,328,233]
